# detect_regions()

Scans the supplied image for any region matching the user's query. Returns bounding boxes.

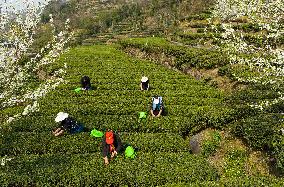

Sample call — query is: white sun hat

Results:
[55,112,68,122]
[141,76,148,82]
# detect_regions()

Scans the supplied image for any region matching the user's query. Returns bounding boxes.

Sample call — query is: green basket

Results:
[125,146,135,159]
[90,128,104,138]
[74,87,82,93]
[139,112,147,119]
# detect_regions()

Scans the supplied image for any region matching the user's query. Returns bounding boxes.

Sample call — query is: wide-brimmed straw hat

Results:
[141,76,148,82]
[55,112,69,122]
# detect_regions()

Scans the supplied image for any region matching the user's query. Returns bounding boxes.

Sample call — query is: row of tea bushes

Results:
[0,152,218,187]
[119,37,228,69]
[0,132,189,156]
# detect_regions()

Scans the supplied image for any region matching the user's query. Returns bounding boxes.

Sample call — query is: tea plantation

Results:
[0,45,283,186]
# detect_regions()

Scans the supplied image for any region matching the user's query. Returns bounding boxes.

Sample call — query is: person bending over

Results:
[140,76,149,91]
[81,76,92,90]
[102,130,122,165]
[150,95,164,117]
[52,112,84,136]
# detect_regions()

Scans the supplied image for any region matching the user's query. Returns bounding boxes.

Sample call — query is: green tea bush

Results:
[217,64,230,77]
[4,44,232,135]
[160,177,284,186]
[241,33,284,48]
[232,114,279,150]
[224,150,247,178]
[201,131,222,157]
[177,32,217,40]
[271,132,284,174]
[230,113,284,171]
[232,23,261,32]
[229,88,281,105]
[119,37,228,70]
[0,132,189,156]
[0,45,238,185]
[0,153,218,186]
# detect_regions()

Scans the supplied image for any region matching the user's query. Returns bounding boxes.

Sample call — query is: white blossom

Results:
[0,156,13,166]
[211,0,284,111]
[1,1,72,125]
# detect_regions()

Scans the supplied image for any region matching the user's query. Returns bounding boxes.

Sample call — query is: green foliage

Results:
[17,55,30,66]
[202,131,222,157]
[2,39,282,184]
[119,37,228,69]
[0,106,26,124]
[76,17,99,35]
[232,114,279,150]
[230,112,284,172]
[176,32,221,46]
[271,132,284,174]
[232,23,261,32]
[224,150,247,178]
[0,153,218,187]
[41,0,76,26]
[0,132,189,156]
[38,0,218,43]
[217,62,282,85]
[160,176,284,186]
[217,64,230,76]
[185,12,212,21]
[229,87,280,105]
[31,24,54,53]
[228,78,284,172]
[241,33,284,48]
[0,45,233,185]
[3,0,283,183]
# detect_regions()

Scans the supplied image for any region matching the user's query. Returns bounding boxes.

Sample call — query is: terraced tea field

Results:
[0,45,282,186]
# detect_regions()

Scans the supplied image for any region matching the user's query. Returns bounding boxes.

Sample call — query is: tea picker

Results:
[74,75,92,93]
[102,130,122,165]
[150,95,164,117]
[140,76,149,91]
[52,112,84,137]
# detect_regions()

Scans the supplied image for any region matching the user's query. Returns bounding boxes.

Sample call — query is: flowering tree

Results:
[0,0,73,125]
[210,0,284,111]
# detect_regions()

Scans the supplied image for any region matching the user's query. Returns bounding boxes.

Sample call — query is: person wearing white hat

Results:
[140,76,149,91]
[52,112,84,136]
[150,95,164,117]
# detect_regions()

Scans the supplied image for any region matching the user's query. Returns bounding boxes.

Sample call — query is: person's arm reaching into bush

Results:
[111,134,122,158]
[102,138,109,165]
[103,156,109,165]
[150,109,155,117]
[157,107,163,117]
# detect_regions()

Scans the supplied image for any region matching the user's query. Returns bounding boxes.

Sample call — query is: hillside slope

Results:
[0,44,234,186]
[1,44,284,185]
